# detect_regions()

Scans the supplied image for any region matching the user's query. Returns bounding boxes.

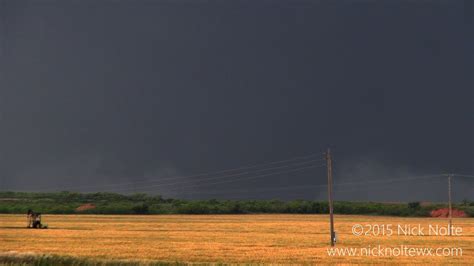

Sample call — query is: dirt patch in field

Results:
[430,208,467,218]
[75,203,96,212]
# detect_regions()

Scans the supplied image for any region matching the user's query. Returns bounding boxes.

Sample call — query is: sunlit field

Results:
[1,214,473,264]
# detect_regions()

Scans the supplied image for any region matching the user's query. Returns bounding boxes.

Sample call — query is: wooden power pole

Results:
[326,148,335,246]
[448,174,452,236]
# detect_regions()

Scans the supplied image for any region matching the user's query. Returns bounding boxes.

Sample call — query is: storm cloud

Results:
[0,0,472,201]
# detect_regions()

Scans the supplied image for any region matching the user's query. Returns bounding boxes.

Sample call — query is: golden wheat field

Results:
[0,214,473,264]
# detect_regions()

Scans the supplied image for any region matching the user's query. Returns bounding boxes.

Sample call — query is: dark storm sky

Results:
[0,0,473,201]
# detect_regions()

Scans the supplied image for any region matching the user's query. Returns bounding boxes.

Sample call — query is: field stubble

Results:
[0,214,473,264]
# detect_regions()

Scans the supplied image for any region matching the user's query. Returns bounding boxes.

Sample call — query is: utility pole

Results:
[326,148,335,246]
[448,174,452,236]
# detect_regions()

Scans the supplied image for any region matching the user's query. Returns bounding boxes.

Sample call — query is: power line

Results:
[182,174,444,196]
[103,164,326,193]
[107,173,444,195]
[174,177,448,200]
[50,153,325,191]
[331,174,443,187]
[178,189,325,201]
[451,173,474,178]
[330,173,442,183]
[333,177,446,194]
[65,159,324,193]
[165,184,320,196]
[111,163,326,193]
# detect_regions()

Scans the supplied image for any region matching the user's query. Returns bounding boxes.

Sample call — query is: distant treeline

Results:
[1,191,473,217]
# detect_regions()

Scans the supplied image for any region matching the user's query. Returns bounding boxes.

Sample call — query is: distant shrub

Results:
[132,203,149,214]
[408,202,421,210]
[177,202,212,214]
[0,191,467,217]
